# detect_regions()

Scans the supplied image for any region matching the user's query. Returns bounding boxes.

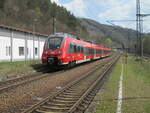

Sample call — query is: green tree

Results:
[143,36,150,54]
[0,0,5,10]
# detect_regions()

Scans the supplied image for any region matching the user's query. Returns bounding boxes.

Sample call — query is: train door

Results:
[83,46,86,61]
[101,49,104,57]
[94,49,96,59]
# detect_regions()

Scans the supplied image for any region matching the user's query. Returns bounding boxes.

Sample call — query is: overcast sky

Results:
[51,0,150,32]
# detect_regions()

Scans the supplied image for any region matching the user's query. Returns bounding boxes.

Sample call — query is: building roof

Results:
[0,24,48,37]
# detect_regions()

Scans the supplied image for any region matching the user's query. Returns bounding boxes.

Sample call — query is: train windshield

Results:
[47,37,63,50]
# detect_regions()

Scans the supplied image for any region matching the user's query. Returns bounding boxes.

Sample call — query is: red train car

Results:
[42,33,112,66]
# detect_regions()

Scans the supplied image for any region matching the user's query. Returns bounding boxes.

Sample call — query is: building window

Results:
[19,47,24,56]
[6,46,11,56]
[35,47,38,55]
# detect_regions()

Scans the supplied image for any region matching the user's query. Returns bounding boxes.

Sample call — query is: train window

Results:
[68,43,73,53]
[96,49,102,55]
[90,49,93,55]
[78,46,80,53]
[68,44,70,53]
[89,49,91,55]
[74,45,77,53]
[104,50,106,54]
[70,44,73,49]
[84,48,87,55]
[82,47,85,54]
[80,46,81,53]
[81,46,83,53]
[48,37,63,50]
[87,48,90,55]
[92,49,94,55]
[100,50,101,54]
[84,48,88,55]
[89,48,91,55]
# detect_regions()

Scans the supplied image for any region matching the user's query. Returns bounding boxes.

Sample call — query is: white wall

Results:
[0,36,11,61]
[34,36,39,59]
[0,27,46,62]
[13,31,25,60]
[39,37,45,59]
[27,34,34,60]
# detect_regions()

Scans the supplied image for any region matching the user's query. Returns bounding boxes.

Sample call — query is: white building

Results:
[0,24,47,62]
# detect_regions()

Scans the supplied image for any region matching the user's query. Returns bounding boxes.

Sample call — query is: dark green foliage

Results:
[0,0,5,10]
[79,18,138,49]
[143,35,150,54]
[0,0,79,35]
[1,0,146,52]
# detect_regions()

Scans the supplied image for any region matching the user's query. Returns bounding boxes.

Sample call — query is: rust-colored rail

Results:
[21,55,119,113]
[0,67,60,93]
[0,55,115,94]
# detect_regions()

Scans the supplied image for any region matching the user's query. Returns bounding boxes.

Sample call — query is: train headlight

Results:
[58,50,62,55]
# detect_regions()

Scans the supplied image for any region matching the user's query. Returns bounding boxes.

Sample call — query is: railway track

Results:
[0,56,110,94]
[0,55,116,94]
[21,55,119,113]
[0,66,59,93]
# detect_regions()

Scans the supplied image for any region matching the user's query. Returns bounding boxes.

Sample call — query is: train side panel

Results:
[41,33,112,66]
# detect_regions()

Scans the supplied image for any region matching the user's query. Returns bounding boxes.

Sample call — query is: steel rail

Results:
[0,66,48,86]
[68,56,119,112]
[0,68,62,93]
[21,55,119,113]
[21,62,107,113]
[0,56,113,94]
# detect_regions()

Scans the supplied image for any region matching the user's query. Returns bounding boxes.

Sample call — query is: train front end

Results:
[42,35,65,66]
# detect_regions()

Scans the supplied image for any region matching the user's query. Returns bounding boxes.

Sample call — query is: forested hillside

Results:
[0,0,89,38]
[0,0,150,54]
[79,18,137,48]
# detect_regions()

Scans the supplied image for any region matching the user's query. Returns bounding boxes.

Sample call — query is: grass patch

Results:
[95,59,122,113]
[0,60,42,78]
[96,56,150,113]
[122,56,150,113]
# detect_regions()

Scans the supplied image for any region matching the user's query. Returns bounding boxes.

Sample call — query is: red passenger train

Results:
[42,33,112,67]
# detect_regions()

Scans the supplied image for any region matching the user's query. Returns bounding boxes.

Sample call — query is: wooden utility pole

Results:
[53,16,56,34]
[50,0,56,34]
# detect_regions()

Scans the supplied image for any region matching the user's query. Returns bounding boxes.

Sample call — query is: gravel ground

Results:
[0,57,112,113]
